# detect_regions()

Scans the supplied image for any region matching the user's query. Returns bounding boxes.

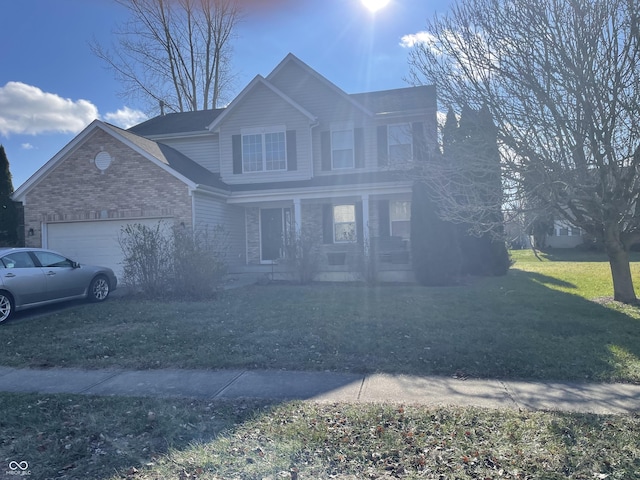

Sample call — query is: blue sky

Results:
[1,0,449,189]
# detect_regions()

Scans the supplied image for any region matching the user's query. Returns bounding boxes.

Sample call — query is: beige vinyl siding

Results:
[161,134,220,173]
[270,62,440,176]
[219,82,313,184]
[270,62,380,175]
[192,192,246,266]
[268,61,358,120]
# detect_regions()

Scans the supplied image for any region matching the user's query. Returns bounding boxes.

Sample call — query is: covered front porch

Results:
[227,186,414,283]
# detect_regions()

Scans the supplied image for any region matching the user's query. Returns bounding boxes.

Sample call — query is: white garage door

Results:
[46,219,171,279]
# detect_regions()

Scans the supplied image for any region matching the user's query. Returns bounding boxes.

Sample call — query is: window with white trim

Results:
[242,126,287,172]
[390,201,411,239]
[553,221,582,236]
[388,124,412,164]
[333,205,356,243]
[332,128,354,169]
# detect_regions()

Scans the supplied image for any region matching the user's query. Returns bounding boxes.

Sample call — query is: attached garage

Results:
[45,218,171,279]
[11,121,223,285]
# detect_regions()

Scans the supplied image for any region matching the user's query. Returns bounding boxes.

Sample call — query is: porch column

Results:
[361,194,370,256]
[293,197,302,238]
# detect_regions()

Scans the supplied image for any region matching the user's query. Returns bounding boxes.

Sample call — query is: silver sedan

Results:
[0,248,118,323]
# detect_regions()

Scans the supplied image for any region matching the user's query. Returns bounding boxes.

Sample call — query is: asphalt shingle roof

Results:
[108,124,228,190]
[118,84,434,191]
[350,85,436,114]
[127,108,225,137]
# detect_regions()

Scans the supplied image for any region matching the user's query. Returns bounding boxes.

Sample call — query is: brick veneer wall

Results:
[245,207,260,264]
[23,129,193,246]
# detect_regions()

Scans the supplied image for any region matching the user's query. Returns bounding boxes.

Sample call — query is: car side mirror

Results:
[72,261,81,269]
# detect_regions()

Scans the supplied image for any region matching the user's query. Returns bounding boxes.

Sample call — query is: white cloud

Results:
[21,143,35,150]
[400,31,435,48]
[0,81,98,136]
[103,107,148,129]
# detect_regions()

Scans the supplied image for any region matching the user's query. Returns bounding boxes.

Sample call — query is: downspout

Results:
[190,188,196,231]
[310,119,320,179]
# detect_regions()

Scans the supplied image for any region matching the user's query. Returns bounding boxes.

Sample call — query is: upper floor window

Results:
[378,122,424,166]
[388,124,413,164]
[321,126,364,171]
[242,126,287,173]
[331,128,354,169]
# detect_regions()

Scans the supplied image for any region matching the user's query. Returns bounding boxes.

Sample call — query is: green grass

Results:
[1,393,638,480]
[2,251,640,479]
[0,393,269,480]
[2,250,640,382]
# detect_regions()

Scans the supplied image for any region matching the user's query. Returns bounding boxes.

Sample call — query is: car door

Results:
[0,251,48,307]
[32,251,86,300]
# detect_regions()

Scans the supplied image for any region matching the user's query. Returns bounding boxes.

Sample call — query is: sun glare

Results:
[361,0,391,12]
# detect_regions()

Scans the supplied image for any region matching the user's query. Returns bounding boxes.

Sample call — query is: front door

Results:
[260,208,290,262]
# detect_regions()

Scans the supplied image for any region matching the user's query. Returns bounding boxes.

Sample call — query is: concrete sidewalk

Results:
[0,366,638,414]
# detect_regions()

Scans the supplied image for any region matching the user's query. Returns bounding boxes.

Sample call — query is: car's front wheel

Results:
[88,276,110,302]
[0,291,14,323]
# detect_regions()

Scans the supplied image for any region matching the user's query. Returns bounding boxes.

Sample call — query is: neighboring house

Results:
[545,220,584,248]
[12,54,437,282]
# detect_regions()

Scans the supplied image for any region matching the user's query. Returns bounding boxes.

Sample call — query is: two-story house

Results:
[12,54,437,282]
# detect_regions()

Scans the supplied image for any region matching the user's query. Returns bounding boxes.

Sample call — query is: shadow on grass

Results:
[3,269,640,383]
[525,270,578,290]
[445,268,640,382]
[533,249,640,263]
[2,269,640,478]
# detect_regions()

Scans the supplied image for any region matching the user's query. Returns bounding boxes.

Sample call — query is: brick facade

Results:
[23,129,193,247]
[245,207,260,263]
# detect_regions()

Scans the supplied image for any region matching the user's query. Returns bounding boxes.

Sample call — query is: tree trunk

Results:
[604,226,637,304]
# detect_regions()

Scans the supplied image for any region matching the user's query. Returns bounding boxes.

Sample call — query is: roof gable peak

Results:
[267,53,373,117]
[207,74,317,131]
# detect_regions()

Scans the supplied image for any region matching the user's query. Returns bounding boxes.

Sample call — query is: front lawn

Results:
[2,249,640,383]
[2,250,640,480]
[1,393,638,480]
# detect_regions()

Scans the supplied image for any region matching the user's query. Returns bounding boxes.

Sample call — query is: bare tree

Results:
[92,0,241,113]
[408,0,640,303]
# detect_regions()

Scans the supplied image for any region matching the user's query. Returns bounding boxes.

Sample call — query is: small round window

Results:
[94,151,112,172]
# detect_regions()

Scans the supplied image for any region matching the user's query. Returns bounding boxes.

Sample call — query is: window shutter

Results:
[321,131,331,171]
[354,128,365,168]
[322,204,334,244]
[286,130,297,171]
[377,125,388,166]
[232,134,242,174]
[412,122,425,161]
[356,202,364,244]
[378,200,390,237]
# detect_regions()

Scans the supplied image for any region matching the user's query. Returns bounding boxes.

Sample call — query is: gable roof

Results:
[109,124,227,190]
[267,53,373,117]
[350,85,437,114]
[12,120,227,202]
[128,108,224,137]
[206,75,317,132]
